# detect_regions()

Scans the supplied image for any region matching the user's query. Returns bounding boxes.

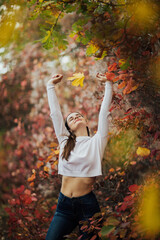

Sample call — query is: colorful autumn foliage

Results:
[0,0,160,239]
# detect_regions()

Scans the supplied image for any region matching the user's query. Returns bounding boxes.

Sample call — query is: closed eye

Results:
[69,114,82,122]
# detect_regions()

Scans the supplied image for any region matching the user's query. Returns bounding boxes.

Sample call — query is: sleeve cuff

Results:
[104,81,113,88]
[46,82,56,88]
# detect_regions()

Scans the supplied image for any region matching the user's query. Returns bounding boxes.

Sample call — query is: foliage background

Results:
[0,0,160,239]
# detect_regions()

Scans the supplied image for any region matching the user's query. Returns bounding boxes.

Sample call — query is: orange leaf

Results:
[108,63,117,72]
[29,182,34,187]
[113,76,119,82]
[123,78,135,95]
[131,84,139,91]
[130,161,136,165]
[105,197,110,201]
[36,162,44,169]
[27,174,35,182]
[109,168,115,172]
[118,81,126,89]
[50,142,58,148]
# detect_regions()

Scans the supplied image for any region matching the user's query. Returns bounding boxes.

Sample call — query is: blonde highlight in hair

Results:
[61,112,90,161]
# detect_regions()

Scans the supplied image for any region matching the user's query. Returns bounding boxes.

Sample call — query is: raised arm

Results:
[46,74,70,145]
[96,73,113,137]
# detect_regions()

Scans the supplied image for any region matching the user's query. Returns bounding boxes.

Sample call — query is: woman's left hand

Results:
[96,72,111,83]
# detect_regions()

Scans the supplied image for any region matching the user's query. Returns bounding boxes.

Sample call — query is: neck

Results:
[74,128,88,137]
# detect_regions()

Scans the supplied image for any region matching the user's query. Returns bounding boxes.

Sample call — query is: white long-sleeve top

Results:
[46,80,113,177]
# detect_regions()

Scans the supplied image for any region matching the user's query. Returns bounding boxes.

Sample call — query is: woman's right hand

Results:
[48,74,63,85]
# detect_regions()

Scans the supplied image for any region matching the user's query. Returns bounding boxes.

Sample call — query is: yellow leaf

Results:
[136,147,150,156]
[44,166,50,172]
[0,11,16,47]
[136,180,160,236]
[67,72,85,87]
[42,30,51,43]
[54,150,60,155]
[119,59,126,66]
[86,41,99,56]
[46,155,53,163]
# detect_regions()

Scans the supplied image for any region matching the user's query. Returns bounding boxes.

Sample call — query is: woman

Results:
[45,73,113,240]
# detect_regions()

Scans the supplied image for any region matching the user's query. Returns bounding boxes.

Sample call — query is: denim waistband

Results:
[59,190,94,200]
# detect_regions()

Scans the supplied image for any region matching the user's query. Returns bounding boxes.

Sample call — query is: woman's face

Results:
[66,112,87,132]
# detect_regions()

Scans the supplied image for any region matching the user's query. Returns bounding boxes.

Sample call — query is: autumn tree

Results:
[1,0,160,239]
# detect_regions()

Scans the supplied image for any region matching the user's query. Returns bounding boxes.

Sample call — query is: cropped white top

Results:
[46,80,113,177]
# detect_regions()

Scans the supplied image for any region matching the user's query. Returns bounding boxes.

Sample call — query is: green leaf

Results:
[86,42,99,56]
[41,1,54,7]
[101,225,115,236]
[64,4,77,13]
[120,57,131,70]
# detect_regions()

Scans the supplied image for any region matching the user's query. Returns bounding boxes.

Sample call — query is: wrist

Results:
[104,80,113,88]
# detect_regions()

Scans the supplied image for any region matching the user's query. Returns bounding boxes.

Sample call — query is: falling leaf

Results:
[67,72,85,87]
[136,147,150,156]
[136,180,160,237]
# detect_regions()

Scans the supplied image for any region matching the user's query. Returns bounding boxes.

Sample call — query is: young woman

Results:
[45,73,113,240]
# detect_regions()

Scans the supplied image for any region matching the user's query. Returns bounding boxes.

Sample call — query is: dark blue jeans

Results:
[45,191,102,240]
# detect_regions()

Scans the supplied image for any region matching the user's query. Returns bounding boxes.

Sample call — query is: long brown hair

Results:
[61,112,90,161]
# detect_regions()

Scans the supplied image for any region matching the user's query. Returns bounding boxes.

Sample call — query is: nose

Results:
[74,116,81,122]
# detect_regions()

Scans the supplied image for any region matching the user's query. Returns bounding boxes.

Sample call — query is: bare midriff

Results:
[60,175,96,198]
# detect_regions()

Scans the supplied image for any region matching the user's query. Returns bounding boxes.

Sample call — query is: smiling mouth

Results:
[75,119,81,123]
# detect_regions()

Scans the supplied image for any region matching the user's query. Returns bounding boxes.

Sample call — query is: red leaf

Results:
[154,131,160,141]
[124,195,133,202]
[25,216,34,221]
[90,235,98,240]
[35,209,41,219]
[13,185,25,195]
[106,72,115,81]
[51,204,57,210]
[125,108,132,114]
[128,184,139,192]
[19,209,28,216]
[108,63,117,72]
[4,207,12,214]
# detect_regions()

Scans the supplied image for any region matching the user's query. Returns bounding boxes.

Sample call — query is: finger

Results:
[52,74,58,78]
